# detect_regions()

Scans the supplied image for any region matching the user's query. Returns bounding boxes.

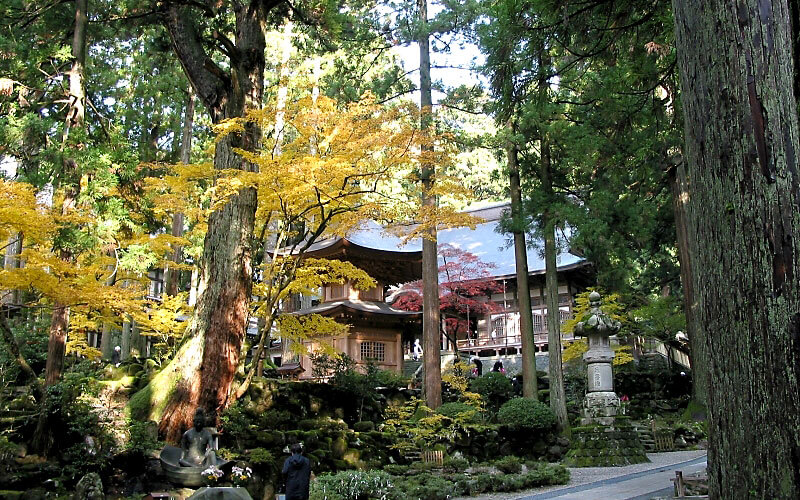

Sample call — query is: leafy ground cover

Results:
[310,460,570,500]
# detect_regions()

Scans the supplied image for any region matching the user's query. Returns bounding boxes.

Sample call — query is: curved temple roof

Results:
[301,202,586,282]
[290,299,422,319]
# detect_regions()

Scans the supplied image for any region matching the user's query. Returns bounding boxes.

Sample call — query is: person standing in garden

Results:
[283,443,311,500]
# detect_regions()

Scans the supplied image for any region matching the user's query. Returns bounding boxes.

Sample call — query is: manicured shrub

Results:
[382,464,410,475]
[442,455,469,472]
[469,372,513,411]
[248,447,275,466]
[522,462,571,487]
[310,470,394,500]
[497,397,556,431]
[394,473,456,500]
[499,473,525,491]
[409,460,440,472]
[373,369,408,389]
[494,455,522,474]
[468,473,498,494]
[436,402,481,423]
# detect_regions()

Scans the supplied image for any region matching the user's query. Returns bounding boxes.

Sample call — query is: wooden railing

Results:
[456,331,574,351]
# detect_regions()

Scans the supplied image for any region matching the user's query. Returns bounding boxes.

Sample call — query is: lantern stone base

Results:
[580,391,621,426]
[562,418,649,467]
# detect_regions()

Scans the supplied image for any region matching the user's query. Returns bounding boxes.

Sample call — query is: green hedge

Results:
[497,397,556,431]
[468,372,513,411]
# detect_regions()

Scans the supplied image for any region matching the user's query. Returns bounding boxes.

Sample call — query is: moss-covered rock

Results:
[353,421,375,432]
[563,423,649,467]
[342,449,364,469]
[331,437,348,458]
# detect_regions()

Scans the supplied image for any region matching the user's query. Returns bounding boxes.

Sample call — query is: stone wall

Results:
[562,419,648,467]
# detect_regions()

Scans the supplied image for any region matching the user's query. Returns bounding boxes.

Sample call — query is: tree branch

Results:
[164,3,230,122]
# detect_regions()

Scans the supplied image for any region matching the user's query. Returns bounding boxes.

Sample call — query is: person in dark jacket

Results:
[470,356,483,378]
[282,443,311,500]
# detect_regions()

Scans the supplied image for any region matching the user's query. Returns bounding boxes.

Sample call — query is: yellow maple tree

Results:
[129,93,479,418]
[561,290,634,366]
[0,178,154,362]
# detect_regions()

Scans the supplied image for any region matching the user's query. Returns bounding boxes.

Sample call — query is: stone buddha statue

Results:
[179,408,217,467]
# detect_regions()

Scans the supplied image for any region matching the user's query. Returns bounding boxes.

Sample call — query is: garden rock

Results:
[187,487,254,500]
[73,472,104,500]
[547,444,566,461]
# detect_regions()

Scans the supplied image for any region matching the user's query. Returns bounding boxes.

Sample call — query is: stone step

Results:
[633,424,656,451]
[403,360,422,377]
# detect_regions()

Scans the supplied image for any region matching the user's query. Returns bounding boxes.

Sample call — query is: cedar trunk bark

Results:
[419,0,442,409]
[669,161,706,405]
[132,3,265,441]
[672,0,800,496]
[43,0,87,388]
[506,121,538,399]
[541,140,568,433]
[33,0,88,455]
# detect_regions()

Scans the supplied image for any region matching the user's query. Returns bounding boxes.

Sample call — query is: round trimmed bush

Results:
[497,397,556,431]
[494,455,522,474]
[469,372,513,411]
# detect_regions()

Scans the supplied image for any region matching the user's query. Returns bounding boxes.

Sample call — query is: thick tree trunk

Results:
[43,0,87,388]
[418,0,442,409]
[672,0,800,496]
[541,141,568,433]
[506,121,538,400]
[132,3,265,442]
[44,304,69,386]
[669,161,706,405]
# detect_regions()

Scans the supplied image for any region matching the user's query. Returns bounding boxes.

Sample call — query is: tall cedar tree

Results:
[672,0,800,496]
[417,0,442,409]
[32,0,89,455]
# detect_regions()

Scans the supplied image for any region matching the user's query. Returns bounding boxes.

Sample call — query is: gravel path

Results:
[456,450,708,500]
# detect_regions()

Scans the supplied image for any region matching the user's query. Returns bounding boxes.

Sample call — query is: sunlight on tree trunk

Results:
[541,139,568,433]
[132,4,265,441]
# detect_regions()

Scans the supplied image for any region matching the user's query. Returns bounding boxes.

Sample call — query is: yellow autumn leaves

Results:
[1,92,477,352]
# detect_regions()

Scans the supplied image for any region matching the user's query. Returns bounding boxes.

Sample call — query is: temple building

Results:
[285,221,423,376]
[282,203,594,378]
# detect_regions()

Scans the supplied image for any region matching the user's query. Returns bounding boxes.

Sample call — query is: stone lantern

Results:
[574,291,622,425]
[563,291,648,467]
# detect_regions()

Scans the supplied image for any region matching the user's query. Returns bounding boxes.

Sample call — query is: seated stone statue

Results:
[179,408,217,467]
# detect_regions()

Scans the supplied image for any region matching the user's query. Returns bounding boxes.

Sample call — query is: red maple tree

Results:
[393,244,504,342]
